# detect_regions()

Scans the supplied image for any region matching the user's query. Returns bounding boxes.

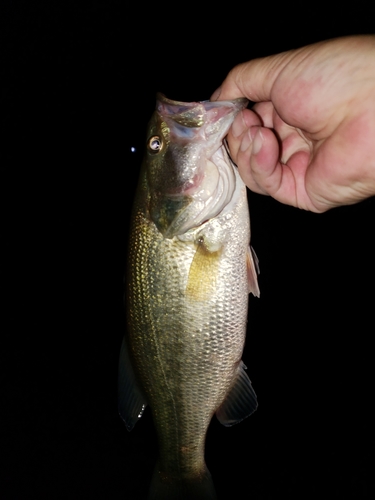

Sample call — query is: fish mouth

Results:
[151,95,248,238]
[157,93,248,147]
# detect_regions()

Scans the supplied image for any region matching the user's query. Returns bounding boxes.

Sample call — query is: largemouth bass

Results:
[119,94,260,499]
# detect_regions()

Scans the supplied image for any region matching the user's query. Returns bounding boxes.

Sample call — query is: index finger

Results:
[210,50,297,103]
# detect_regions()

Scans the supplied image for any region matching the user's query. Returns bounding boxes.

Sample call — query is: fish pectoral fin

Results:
[118,336,148,431]
[186,237,221,301]
[215,361,258,426]
[247,245,260,297]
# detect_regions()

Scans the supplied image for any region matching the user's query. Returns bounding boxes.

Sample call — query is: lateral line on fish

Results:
[151,321,181,473]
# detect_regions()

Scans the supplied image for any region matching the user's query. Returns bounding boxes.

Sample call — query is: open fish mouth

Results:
[156,93,248,156]
[149,95,248,238]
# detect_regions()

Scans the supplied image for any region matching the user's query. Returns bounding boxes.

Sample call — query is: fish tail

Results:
[148,461,217,500]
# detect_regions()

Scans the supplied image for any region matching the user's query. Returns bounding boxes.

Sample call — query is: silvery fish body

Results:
[119,94,260,499]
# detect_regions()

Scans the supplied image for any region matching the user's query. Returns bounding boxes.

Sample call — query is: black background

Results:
[1,3,374,499]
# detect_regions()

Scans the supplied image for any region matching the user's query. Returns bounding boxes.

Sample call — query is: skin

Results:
[211,36,375,212]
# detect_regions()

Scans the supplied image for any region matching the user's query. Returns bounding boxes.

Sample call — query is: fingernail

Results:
[252,129,263,155]
[240,127,263,153]
[210,86,221,101]
[240,130,252,152]
[232,112,245,138]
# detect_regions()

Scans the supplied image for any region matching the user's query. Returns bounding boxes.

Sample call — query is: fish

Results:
[118,93,260,499]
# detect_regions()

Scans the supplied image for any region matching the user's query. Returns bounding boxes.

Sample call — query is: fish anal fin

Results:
[118,336,148,431]
[247,245,260,297]
[216,361,258,427]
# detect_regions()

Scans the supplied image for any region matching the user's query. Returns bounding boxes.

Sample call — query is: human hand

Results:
[211,36,375,212]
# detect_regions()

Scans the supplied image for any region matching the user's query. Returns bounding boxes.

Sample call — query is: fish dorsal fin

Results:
[118,336,148,431]
[247,246,260,297]
[215,361,258,426]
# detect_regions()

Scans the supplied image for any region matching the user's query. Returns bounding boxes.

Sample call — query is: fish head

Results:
[144,93,248,238]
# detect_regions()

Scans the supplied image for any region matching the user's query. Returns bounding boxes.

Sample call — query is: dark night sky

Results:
[1,3,374,499]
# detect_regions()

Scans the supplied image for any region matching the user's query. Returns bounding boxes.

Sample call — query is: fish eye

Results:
[148,135,163,153]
